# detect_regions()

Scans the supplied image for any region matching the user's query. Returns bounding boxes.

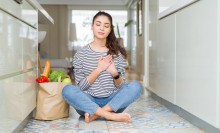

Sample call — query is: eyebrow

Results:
[95,21,110,25]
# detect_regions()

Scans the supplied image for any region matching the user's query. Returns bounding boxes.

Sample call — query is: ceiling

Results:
[37,0,132,6]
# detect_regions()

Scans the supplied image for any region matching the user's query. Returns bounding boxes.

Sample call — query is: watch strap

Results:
[113,75,120,79]
[113,72,121,79]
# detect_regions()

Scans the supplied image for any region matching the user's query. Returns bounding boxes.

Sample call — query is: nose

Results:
[100,25,104,31]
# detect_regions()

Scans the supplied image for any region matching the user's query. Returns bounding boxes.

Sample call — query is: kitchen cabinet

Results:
[149,0,220,129]
[156,14,176,103]
[176,0,218,127]
[0,0,53,132]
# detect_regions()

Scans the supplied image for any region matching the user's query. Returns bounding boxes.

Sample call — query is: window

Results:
[71,10,128,50]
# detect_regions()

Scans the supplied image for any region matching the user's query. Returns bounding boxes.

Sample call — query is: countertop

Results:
[158,0,200,19]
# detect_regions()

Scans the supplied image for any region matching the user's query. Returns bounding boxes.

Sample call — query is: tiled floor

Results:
[21,70,204,133]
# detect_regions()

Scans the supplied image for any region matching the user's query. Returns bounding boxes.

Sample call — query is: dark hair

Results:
[92,11,127,59]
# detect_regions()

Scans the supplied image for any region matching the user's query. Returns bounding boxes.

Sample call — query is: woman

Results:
[62,11,142,123]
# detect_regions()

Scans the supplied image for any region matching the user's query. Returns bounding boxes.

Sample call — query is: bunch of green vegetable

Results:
[48,70,66,82]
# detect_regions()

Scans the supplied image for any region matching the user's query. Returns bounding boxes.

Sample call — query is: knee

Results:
[62,85,77,98]
[129,80,142,95]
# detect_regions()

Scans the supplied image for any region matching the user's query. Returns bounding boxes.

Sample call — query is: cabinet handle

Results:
[14,0,23,4]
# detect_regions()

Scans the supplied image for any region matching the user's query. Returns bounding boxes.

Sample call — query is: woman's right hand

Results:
[96,55,112,72]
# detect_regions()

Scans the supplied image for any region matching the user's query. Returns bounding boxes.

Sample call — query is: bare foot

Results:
[107,113,131,123]
[85,112,131,123]
[84,113,90,123]
[84,113,99,123]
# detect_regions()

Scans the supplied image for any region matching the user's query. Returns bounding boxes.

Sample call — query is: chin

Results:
[96,36,107,39]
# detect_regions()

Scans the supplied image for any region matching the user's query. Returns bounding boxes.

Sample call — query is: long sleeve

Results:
[115,53,127,89]
[73,52,90,91]
[71,44,127,97]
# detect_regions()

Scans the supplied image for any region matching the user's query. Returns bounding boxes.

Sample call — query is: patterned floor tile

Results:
[48,129,79,133]
[166,128,205,133]
[79,120,108,130]
[58,119,79,130]
[22,119,51,133]
[21,70,204,133]
[109,128,140,133]
[21,95,204,133]
[77,129,109,133]
[107,121,135,129]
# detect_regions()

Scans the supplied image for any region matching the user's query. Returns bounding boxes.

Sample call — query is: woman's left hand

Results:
[106,60,118,77]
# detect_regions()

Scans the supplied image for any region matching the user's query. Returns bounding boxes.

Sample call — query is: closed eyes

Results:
[95,21,110,28]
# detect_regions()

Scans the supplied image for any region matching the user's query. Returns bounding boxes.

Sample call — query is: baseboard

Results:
[146,88,220,133]
[12,109,34,133]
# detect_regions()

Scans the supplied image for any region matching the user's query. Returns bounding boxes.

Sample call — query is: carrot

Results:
[42,60,50,78]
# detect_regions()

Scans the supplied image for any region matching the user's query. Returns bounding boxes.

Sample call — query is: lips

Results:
[98,32,104,35]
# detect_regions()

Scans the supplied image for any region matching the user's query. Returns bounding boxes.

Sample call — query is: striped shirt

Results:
[73,44,126,98]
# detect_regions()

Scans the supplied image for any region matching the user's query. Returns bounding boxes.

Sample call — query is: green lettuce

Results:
[48,70,66,82]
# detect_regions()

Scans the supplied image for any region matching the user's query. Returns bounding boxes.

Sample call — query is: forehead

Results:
[94,15,111,23]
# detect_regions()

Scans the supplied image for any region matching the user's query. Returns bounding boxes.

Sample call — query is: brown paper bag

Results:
[35,80,70,120]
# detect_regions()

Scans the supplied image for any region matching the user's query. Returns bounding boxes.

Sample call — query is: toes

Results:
[85,113,89,117]
[125,113,131,118]
[84,113,90,123]
[125,113,131,122]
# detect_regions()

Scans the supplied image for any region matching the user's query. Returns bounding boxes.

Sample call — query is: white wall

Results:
[39,5,72,59]
[149,0,220,128]
[128,0,145,79]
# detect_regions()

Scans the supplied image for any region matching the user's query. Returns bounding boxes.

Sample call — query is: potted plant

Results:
[116,19,133,47]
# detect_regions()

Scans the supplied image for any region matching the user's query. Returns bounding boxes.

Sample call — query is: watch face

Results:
[114,75,120,79]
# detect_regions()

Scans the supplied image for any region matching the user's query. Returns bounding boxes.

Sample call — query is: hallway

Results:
[21,70,204,133]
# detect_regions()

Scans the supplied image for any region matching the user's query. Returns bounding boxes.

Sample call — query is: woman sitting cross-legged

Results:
[62,11,142,123]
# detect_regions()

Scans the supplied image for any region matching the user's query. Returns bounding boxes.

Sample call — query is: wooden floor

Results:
[126,69,142,82]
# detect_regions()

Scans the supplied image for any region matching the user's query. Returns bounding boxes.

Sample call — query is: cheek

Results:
[92,27,98,34]
[106,29,111,35]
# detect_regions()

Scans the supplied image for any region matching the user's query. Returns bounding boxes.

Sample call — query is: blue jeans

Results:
[62,80,142,116]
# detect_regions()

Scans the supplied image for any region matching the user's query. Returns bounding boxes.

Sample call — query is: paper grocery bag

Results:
[35,81,70,120]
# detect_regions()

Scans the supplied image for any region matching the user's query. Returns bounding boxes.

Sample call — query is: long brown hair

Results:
[92,11,127,59]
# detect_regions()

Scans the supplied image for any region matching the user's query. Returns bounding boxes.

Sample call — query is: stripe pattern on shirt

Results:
[72,44,126,98]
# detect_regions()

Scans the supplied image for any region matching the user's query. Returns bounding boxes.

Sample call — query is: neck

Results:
[93,38,106,47]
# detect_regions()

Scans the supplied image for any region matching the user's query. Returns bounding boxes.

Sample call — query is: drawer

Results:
[0,70,37,132]
[0,9,23,76]
[0,0,37,28]
[22,23,38,71]
[0,9,37,76]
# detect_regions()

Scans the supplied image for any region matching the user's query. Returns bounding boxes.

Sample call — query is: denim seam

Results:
[62,94,98,115]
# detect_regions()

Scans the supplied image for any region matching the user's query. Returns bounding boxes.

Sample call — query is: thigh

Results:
[115,81,142,101]
[108,81,142,112]
[62,85,99,115]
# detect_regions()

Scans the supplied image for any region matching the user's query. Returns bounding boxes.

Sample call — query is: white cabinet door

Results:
[0,9,23,76]
[0,70,37,132]
[156,14,176,103]
[22,23,38,71]
[176,0,218,127]
[0,0,38,132]
[0,9,37,76]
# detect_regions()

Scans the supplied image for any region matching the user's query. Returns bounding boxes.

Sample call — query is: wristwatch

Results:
[113,72,121,80]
